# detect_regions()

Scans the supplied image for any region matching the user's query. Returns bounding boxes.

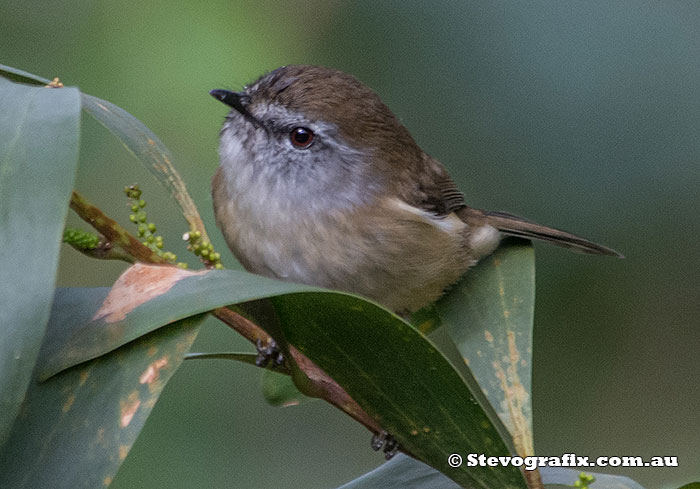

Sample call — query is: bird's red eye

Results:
[290,127,314,148]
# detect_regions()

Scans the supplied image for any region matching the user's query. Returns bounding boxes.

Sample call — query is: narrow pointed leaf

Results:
[0,288,203,489]
[185,351,261,367]
[184,352,313,407]
[80,93,207,238]
[1,66,205,236]
[262,369,313,407]
[0,64,51,85]
[0,77,81,446]
[435,238,535,456]
[185,352,293,375]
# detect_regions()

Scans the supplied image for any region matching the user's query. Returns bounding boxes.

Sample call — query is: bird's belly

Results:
[219,200,498,314]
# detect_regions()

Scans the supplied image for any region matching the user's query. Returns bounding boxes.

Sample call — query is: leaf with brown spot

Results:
[93,263,209,323]
[36,266,526,488]
[0,288,203,489]
[37,266,320,381]
[433,238,536,458]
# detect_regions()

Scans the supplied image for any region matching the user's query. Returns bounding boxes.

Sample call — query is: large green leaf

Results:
[80,93,206,236]
[1,64,206,236]
[0,77,81,446]
[0,288,203,489]
[435,238,535,456]
[335,454,648,489]
[38,262,526,489]
[272,292,524,489]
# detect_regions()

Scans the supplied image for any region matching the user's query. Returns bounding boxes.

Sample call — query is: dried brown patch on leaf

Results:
[119,391,141,428]
[62,394,76,413]
[119,445,129,461]
[492,331,533,456]
[93,263,209,323]
[139,355,169,385]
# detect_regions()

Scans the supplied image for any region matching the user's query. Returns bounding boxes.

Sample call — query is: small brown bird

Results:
[211,65,620,315]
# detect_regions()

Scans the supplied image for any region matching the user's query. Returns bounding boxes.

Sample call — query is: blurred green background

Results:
[3,1,699,487]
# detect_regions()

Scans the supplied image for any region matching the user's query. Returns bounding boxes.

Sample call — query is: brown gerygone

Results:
[210,65,621,315]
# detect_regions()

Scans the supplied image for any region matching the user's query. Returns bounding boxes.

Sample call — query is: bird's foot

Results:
[371,430,400,460]
[255,338,284,367]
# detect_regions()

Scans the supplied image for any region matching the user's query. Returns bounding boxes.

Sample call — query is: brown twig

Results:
[523,468,544,489]
[69,190,381,435]
[211,307,380,432]
[288,346,381,432]
[211,307,271,346]
[70,191,168,264]
[66,235,136,263]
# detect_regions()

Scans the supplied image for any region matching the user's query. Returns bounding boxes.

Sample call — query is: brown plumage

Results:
[211,65,621,314]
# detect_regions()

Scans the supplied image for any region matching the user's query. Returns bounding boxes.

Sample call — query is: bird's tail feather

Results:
[459,208,623,258]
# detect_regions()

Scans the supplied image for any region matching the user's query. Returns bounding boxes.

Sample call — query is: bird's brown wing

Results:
[405,155,622,257]
[409,154,466,217]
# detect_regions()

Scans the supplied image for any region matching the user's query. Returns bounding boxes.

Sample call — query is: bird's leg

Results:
[371,430,400,460]
[255,338,284,367]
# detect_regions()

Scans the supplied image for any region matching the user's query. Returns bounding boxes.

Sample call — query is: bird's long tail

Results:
[458,207,623,257]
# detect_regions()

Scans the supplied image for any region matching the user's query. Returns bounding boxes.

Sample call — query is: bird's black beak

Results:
[210,89,247,115]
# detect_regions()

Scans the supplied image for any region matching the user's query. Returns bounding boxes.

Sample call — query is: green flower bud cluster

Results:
[63,227,100,250]
[574,473,595,488]
[124,184,188,269]
[183,230,223,269]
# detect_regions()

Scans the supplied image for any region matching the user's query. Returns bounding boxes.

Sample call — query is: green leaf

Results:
[0,77,81,446]
[185,351,262,366]
[185,351,293,375]
[435,238,535,456]
[37,264,319,381]
[335,455,649,489]
[0,288,203,489]
[540,467,646,489]
[0,64,51,85]
[337,453,460,489]
[262,369,313,407]
[677,484,700,489]
[272,292,525,489]
[80,93,207,237]
[1,65,206,235]
[39,263,526,489]
[184,352,310,407]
